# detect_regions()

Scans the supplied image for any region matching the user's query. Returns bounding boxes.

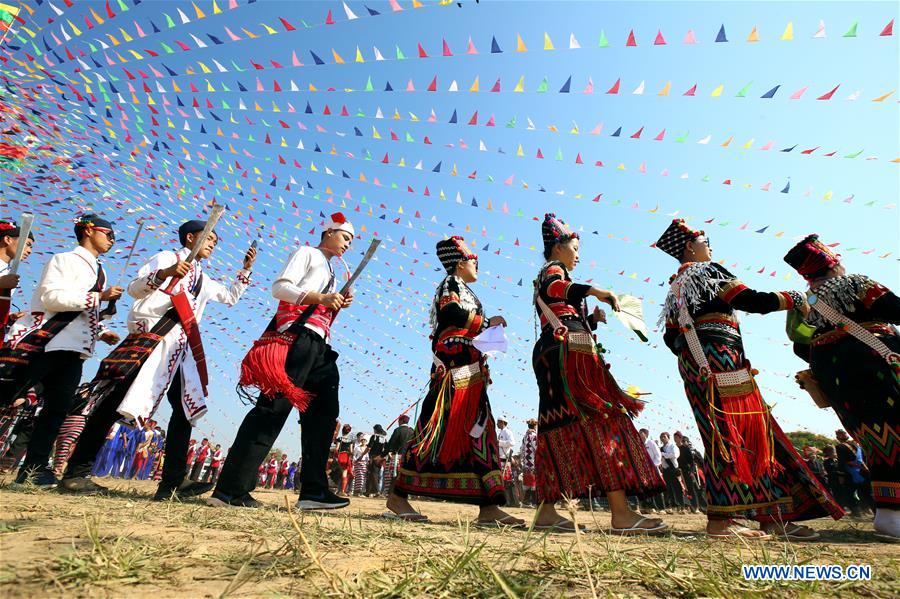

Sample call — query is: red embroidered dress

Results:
[532,261,664,503]
[662,261,843,522]
[392,275,505,505]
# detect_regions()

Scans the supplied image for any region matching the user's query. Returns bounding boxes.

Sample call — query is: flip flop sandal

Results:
[533,518,588,533]
[475,516,527,529]
[776,524,820,541]
[382,511,429,522]
[611,516,670,535]
[707,524,771,540]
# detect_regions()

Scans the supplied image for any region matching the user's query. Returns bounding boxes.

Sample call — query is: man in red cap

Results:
[210,213,355,510]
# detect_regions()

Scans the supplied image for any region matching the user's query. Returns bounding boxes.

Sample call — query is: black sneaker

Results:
[297,490,350,510]
[153,481,215,502]
[205,490,265,509]
[14,467,58,489]
[59,477,109,495]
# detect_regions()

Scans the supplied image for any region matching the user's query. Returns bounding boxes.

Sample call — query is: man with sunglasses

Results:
[3,214,122,488]
[59,219,255,499]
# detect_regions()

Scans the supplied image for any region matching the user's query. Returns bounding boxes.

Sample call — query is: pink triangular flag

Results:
[654,128,666,141]
[466,37,478,54]
[684,29,697,44]
[789,86,807,99]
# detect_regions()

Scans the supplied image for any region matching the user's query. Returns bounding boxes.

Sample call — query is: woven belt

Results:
[672,281,756,392]
[432,355,483,388]
[536,295,596,355]
[811,321,897,347]
[807,293,900,367]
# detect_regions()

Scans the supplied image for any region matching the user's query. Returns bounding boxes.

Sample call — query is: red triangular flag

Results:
[442,39,453,56]
[626,30,637,46]
[630,126,643,139]
[325,9,334,24]
[427,76,437,92]
[816,85,839,100]
[654,30,666,45]
[880,19,894,36]
[606,78,620,94]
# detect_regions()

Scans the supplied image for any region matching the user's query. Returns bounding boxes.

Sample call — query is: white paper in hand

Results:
[472,325,508,355]
[615,294,650,342]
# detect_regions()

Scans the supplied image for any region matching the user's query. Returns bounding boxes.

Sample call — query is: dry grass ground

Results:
[0,477,897,598]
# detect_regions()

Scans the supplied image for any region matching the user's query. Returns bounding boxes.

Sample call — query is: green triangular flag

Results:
[598,30,609,47]
[844,149,863,158]
[735,81,752,97]
[117,0,129,10]
[554,148,564,161]
[221,100,230,109]
[395,45,406,60]
[537,78,549,93]
[405,132,415,142]
[221,83,231,92]
[365,76,373,92]
[89,42,98,52]
[702,175,710,182]
[675,131,689,142]
[843,21,858,37]
[160,42,174,54]
[164,13,175,28]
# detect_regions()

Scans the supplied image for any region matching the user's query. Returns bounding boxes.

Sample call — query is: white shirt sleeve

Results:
[272,247,315,304]
[127,251,178,299]
[205,269,252,307]
[39,254,99,312]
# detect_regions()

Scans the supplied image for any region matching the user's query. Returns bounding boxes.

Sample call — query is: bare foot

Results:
[707,519,767,538]
[477,505,525,526]
[385,493,426,520]
[610,510,665,530]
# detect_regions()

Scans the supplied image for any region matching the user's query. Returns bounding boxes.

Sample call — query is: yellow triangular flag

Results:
[514,76,525,92]
[355,46,364,62]
[516,34,527,52]
[469,76,479,92]
[781,22,794,41]
[710,84,724,97]
[212,0,222,15]
[543,32,554,50]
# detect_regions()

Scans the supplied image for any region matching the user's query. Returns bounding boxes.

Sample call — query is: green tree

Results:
[785,431,835,452]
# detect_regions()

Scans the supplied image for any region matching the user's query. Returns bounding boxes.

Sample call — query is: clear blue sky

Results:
[2,0,898,457]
